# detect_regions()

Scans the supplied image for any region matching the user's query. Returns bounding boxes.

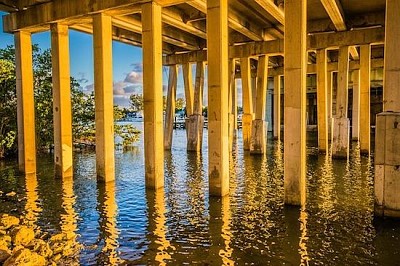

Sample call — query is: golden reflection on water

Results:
[219,195,234,266]
[146,189,174,265]
[299,207,309,266]
[24,173,42,230]
[97,181,121,265]
[60,177,78,240]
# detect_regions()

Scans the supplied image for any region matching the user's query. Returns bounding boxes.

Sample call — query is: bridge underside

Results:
[1,0,399,217]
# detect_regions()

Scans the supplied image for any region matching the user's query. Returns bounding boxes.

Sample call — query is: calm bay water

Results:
[0,122,399,265]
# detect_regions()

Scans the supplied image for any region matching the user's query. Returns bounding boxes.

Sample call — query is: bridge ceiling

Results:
[0,0,388,56]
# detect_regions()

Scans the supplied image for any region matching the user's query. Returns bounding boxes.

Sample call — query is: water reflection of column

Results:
[146,189,173,265]
[209,197,234,265]
[97,182,120,265]
[60,177,79,258]
[299,207,309,266]
[24,173,42,230]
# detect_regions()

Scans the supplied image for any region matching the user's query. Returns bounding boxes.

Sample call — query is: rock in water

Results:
[0,214,20,230]
[4,248,46,266]
[11,226,35,247]
[0,248,11,263]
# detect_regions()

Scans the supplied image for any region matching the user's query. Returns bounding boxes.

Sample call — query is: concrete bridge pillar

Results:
[186,61,205,152]
[164,65,178,150]
[359,44,371,154]
[332,46,350,159]
[284,0,307,206]
[250,55,268,154]
[375,0,400,218]
[352,69,360,141]
[228,59,237,151]
[93,13,115,182]
[182,63,194,117]
[240,57,254,151]
[15,31,36,174]
[273,75,281,140]
[142,2,164,189]
[51,23,73,178]
[327,71,333,141]
[317,49,328,153]
[207,0,229,197]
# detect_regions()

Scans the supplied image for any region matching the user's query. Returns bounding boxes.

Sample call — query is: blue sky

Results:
[0,11,177,107]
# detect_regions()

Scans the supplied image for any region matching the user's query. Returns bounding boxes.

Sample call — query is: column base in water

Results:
[250,120,267,154]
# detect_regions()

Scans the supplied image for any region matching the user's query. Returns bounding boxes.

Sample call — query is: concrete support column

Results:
[93,13,115,182]
[228,59,237,150]
[284,0,307,206]
[352,70,360,141]
[327,71,333,140]
[142,2,164,189]
[51,23,73,178]
[187,62,205,151]
[182,63,194,116]
[207,0,229,196]
[332,46,350,159]
[374,0,400,218]
[316,49,328,153]
[273,75,281,140]
[164,65,178,150]
[15,31,36,174]
[250,55,268,154]
[359,45,371,154]
[240,57,254,150]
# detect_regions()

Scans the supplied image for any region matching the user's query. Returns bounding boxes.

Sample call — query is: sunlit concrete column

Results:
[284,0,307,206]
[273,75,281,140]
[252,76,257,115]
[240,57,254,150]
[187,62,205,151]
[250,55,268,154]
[51,23,73,178]
[375,0,400,218]
[332,46,350,159]
[207,0,229,197]
[352,70,360,141]
[228,59,237,150]
[15,31,36,174]
[182,63,194,116]
[316,49,328,153]
[327,71,333,140]
[93,13,114,182]
[359,45,371,154]
[142,2,164,189]
[164,65,178,150]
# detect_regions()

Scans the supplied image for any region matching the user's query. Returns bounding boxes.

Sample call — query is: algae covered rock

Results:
[11,226,35,247]
[31,239,53,258]
[3,248,46,266]
[0,214,20,230]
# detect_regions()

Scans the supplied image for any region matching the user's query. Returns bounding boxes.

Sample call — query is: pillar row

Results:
[284,0,307,206]
[228,59,237,150]
[352,69,360,141]
[207,0,229,197]
[51,23,73,178]
[15,31,36,174]
[142,2,164,189]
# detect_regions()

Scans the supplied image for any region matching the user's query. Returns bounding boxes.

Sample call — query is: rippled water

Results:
[0,123,399,265]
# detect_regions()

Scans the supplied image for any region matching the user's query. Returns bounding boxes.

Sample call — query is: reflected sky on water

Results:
[0,123,399,265]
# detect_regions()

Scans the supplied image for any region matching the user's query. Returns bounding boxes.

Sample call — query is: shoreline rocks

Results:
[0,214,81,266]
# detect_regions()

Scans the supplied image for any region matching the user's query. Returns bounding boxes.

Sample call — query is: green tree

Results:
[129,94,143,112]
[175,98,185,111]
[0,59,17,158]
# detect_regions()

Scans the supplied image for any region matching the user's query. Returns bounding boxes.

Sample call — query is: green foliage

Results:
[0,45,141,158]
[114,106,141,148]
[175,98,185,111]
[0,59,17,158]
[129,94,143,112]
